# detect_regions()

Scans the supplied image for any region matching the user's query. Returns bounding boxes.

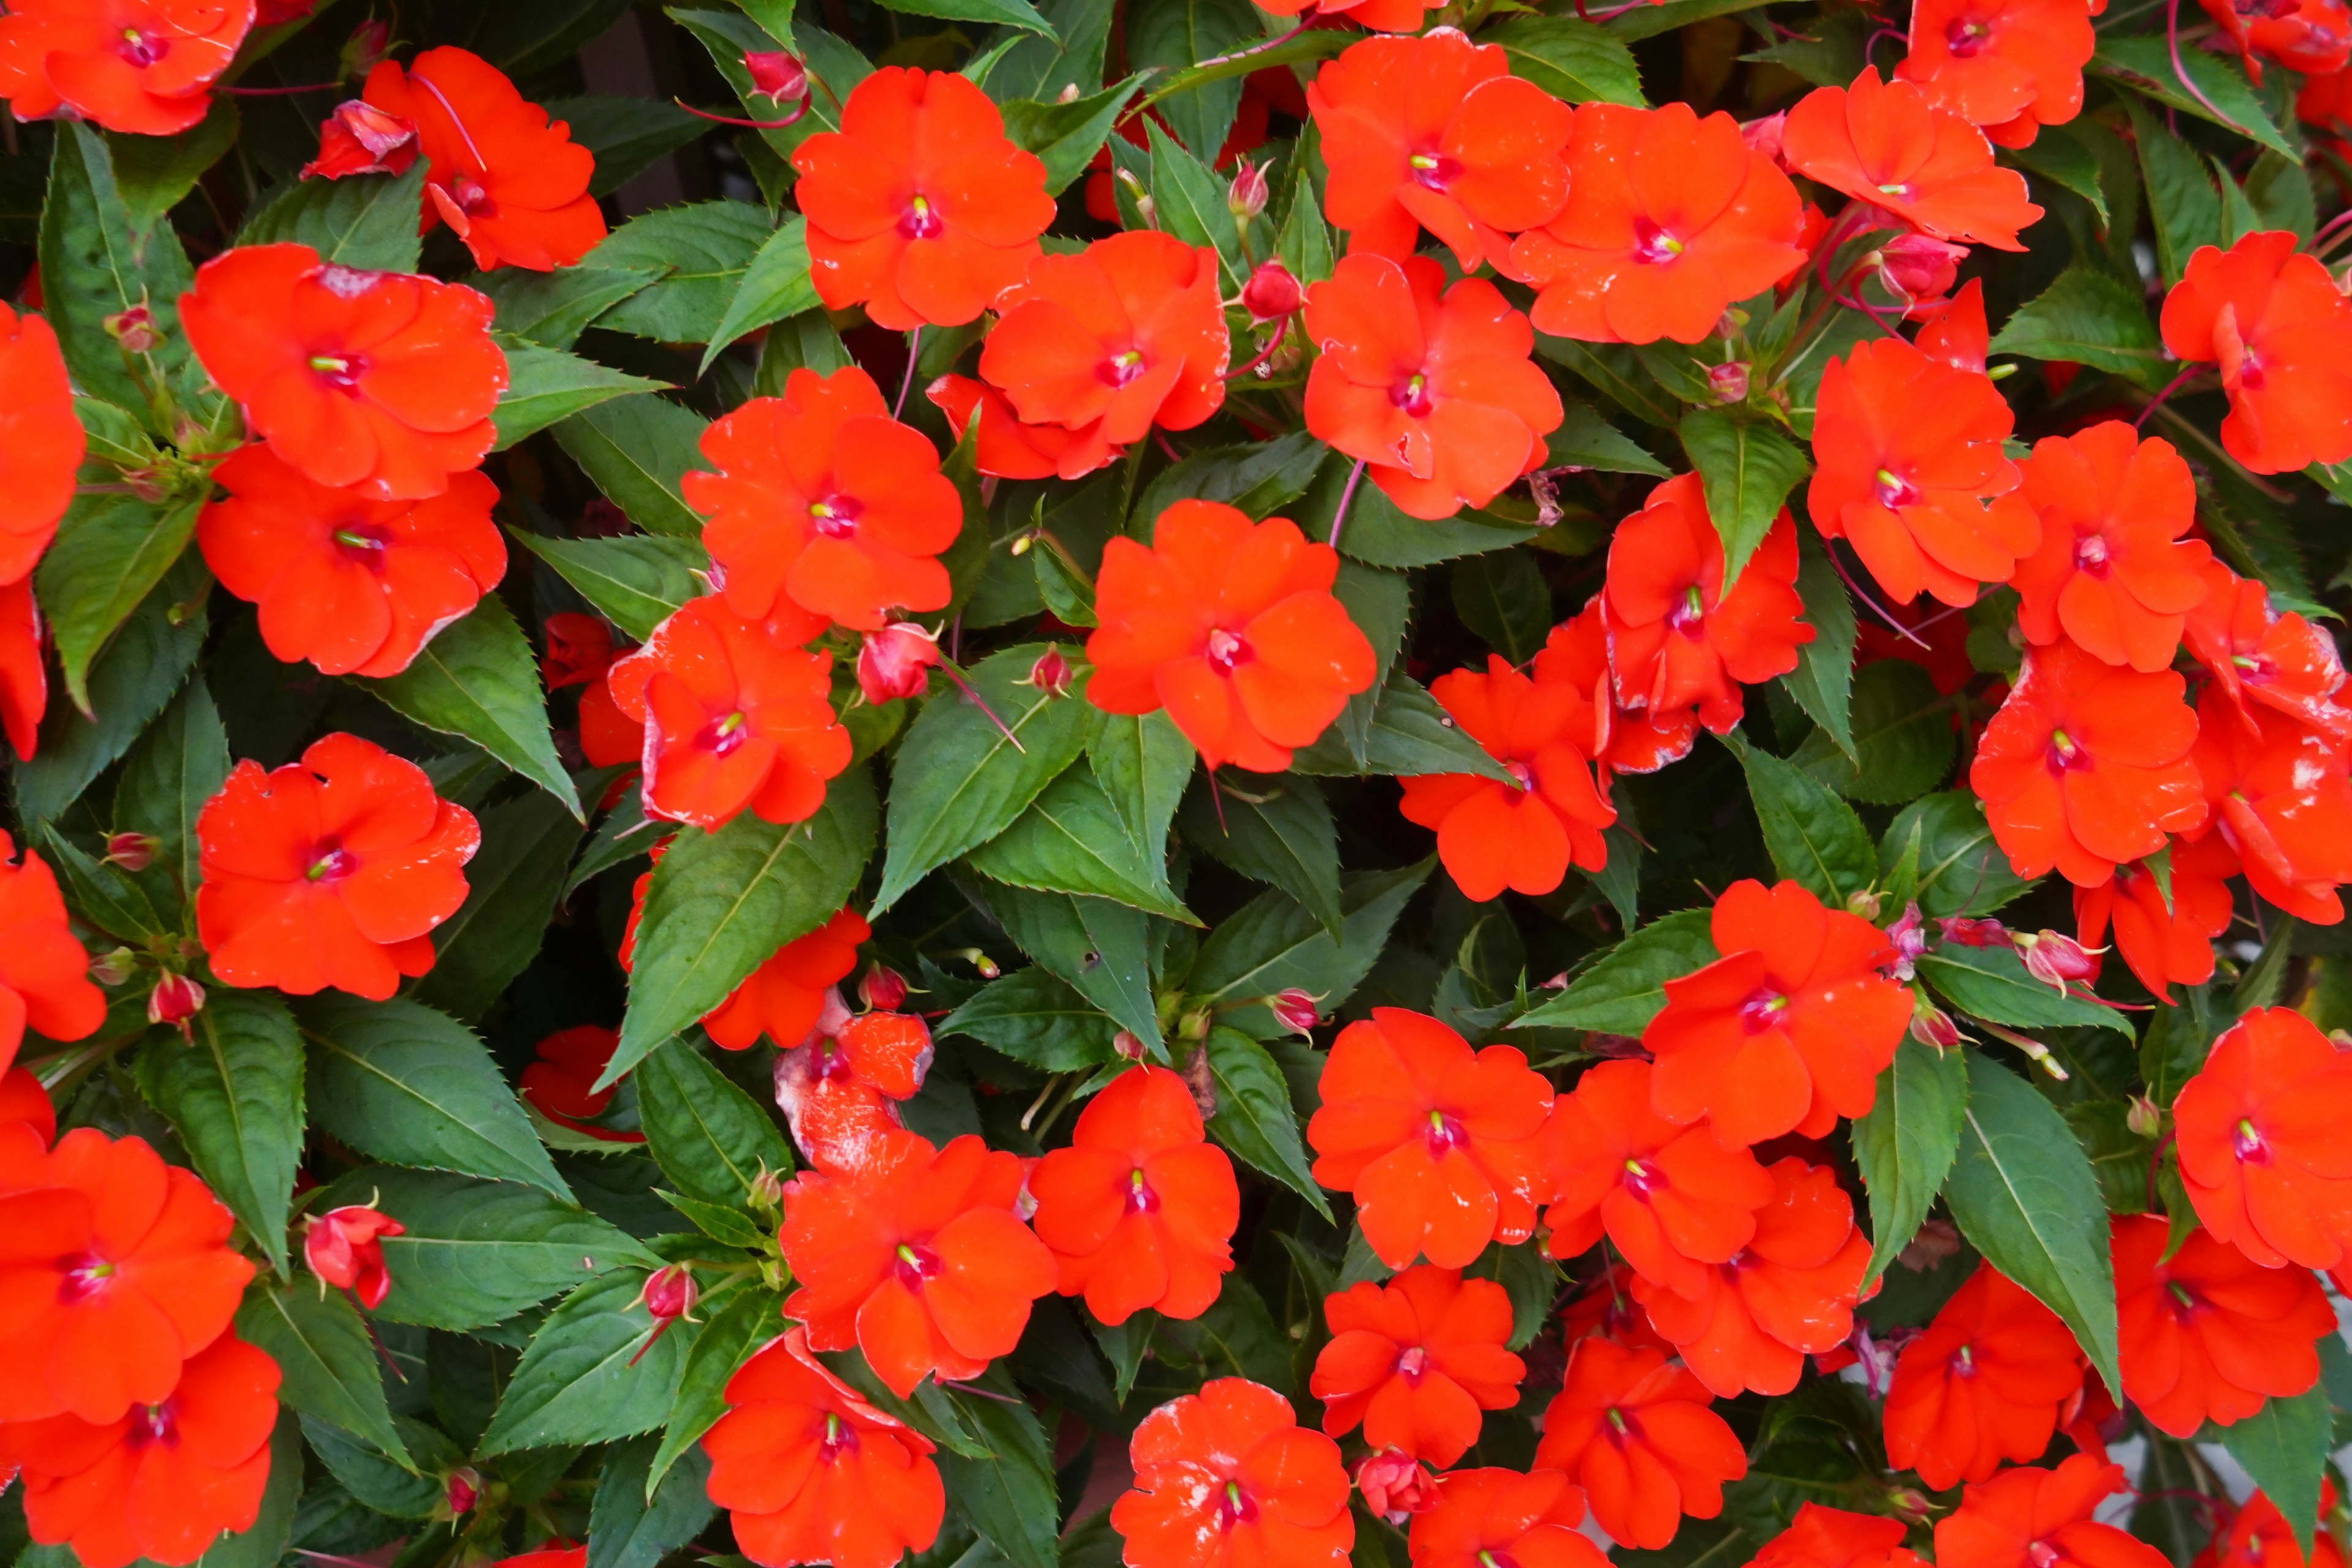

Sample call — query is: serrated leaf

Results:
[1001,75,1148,197]
[236,1280,412,1466]
[479,1267,699,1455]
[2095,36,2294,156]
[1450,548,1553,666]
[1882,791,2037,918]
[492,341,668,449]
[586,202,774,342]
[1125,0,1261,159]
[413,789,584,1019]
[2222,1389,2334,1558]
[1989,268,2167,389]
[1548,402,1670,475]
[1090,710,1193,866]
[1724,731,1875,904]
[1487,15,1644,104]
[967,766,1195,922]
[590,1436,718,1568]
[1781,537,1856,759]
[1205,1026,1330,1219]
[513,530,707,643]
[1144,118,1245,291]
[699,216,821,372]
[939,968,1121,1072]
[1513,908,1718,1035]
[480,263,663,349]
[358,595,579,815]
[1180,771,1342,935]
[36,491,203,715]
[135,993,304,1272]
[1290,673,1517,784]
[1679,409,1811,594]
[238,163,429,272]
[647,1282,780,1496]
[1189,861,1432,1035]
[1318,459,1539,568]
[1790,658,1953,804]
[972,883,1164,1054]
[935,1381,1062,1568]
[1917,946,2132,1036]
[112,675,229,915]
[40,121,200,419]
[1852,1039,1967,1286]
[108,96,239,224]
[636,1035,796,1207]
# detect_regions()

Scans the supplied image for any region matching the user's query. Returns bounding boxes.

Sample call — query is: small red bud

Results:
[2016,930,2100,994]
[89,947,137,987]
[339,18,393,78]
[857,621,940,705]
[1938,915,2012,948]
[1872,233,1969,307]
[105,831,159,872]
[1114,1030,1147,1061]
[859,963,908,1012]
[1228,159,1270,222]
[148,973,206,1035]
[444,1468,480,1517]
[1909,997,1962,1050]
[640,1262,698,1324]
[1354,1449,1438,1524]
[305,1204,404,1309]
[1269,989,1320,1035]
[744,49,808,104]
[1708,361,1751,404]
[104,305,160,353]
[1240,260,1303,325]
[1027,644,1072,699]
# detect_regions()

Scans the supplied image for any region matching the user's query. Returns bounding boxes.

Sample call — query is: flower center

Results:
[2234,1118,2271,1163]
[2045,728,2086,775]
[1622,1157,1662,1199]
[1633,219,1686,264]
[2073,533,2111,578]
[1504,759,1534,791]
[306,845,358,883]
[1740,987,1789,1033]
[2027,1544,2062,1568]
[1668,584,1706,635]
[703,710,752,756]
[1216,1480,1258,1531]
[1874,467,1919,508]
[1946,17,1992,54]
[1480,1555,1521,1568]
[1126,1167,1159,1214]
[810,495,862,539]
[1396,1344,1430,1383]
[820,1411,859,1461]
[1603,1405,1635,1442]
[1407,151,1461,190]
[309,353,366,393]
[1392,371,1435,418]
[1953,1342,1978,1379]
[1877,181,1916,201]
[1425,1109,1468,1156]
[899,195,944,240]
[448,173,494,215]
[1205,627,1252,673]
[126,1400,176,1448]
[56,1252,115,1304]
[2165,1280,2204,1320]
[334,524,390,567]
[1098,349,1148,388]
[812,1039,853,1082]
[118,26,168,66]
[893,1242,943,1288]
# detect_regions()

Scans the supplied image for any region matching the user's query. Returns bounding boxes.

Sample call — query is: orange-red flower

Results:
[778,1129,1055,1396]
[978,232,1228,482]
[1782,69,2043,249]
[1303,253,1563,521]
[684,366,962,632]
[1408,1468,1605,1568]
[0,1065,56,1150]
[1398,655,1613,902]
[2160,231,2352,475]
[2190,692,2352,922]
[1086,500,1375,772]
[1309,1265,1526,1467]
[927,374,1093,481]
[0,577,43,760]
[0,1330,279,1568]
[1883,1262,2085,1488]
[1306,1007,1553,1269]
[195,733,480,999]
[303,1203,403,1308]
[2184,560,2352,744]
[1533,1338,1746,1550]
[0,830,104,1079]
[707,908,870,1052]
[772,997,935,1174]
[0,300,80,585]
[1807,334,2039,608]
[1509,102,1806,344]
[518,1025,646,1144]
[1934,1455,2169,1568]
[1536,605,1704,777]
[198,445,505,679]
[2011,423,2210,673]
[702,1326,945,1568]
[1895,0,2095,146]
[1028,1063,1239,1327]
[2072,834,2234,1000]
[1544,1059,1776,1297]
[1114,1378,1354,1568]
[180,244,506,502]
[2201,1487,2350,1568]
[0,1129,255,1424]
[793,67,1052,331]
[1308,31,1572,271]
[1754,1504,1932,1568]
[2201,0,2352,80]
[0,0,252,135]
[606,594,849,831]
[1559,1261,1677,1357]
[2113,1213,2334,1438]
[2174,1006,2352,1270]
[1969,637,2207,887]
[1257,0,1436,29]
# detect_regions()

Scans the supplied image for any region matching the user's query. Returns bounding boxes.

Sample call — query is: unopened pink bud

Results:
[1027,644,1072,698]
[340,18,393,77]
[1269,989,1320,1035]
[1240,260,1303,325]
[1909,998,1962,1050]
[1939,915,2012,948]
[857,621,940,705]
[1114,1030,1147,1061]
[1872,233,1968,306]
[105,305,160,353]
[640,1263,698,1324]
[859,963,908,1012]
[148,973,205,1034]
[305,1204,404,1308]
[89,947,137,987]
[105,831,158,872]
[1228,160,1270,222]
[1885,900,1926,982]
[744,49,807,103]
[1708,361,1751,404]
[2018,930,2100,994]
[444,1468,480,1517]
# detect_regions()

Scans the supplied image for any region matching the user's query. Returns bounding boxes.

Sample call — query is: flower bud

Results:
[1114,1029,1147,1061]
[89,946,137,987]
[1842,887,1883,922]
[744,49,808,104]
[856,621,940,705]
[1240,260,1303,324]
[1884,900,1926,982]
[1354,1449,1437,1524]
[1909,996,1962,1050]
[1269,989,1320,1035]
[305,1203,405,1309]
[1871,233,1969,307]
[1529,469,1563,529]
[1740,111,1787,164]
[1057,82,1082,104]
[747,1163,787,1212]
[641,1262,698,1324]
[1938,914,2012,948]
[1027,644,1073,698]
[104,831,159,873]
[1707,361,1751,404]
[858,962,909,1013]
[339,17,393,78]
[443,1468,481,1518]
[2127,1093,2163,1139]
[1228,160,1270,223]
[2016,930,2100,995]
[104,305,160,353]
[148,972,206,1036]
[1888,1488,1936,1526]
[304,99,418,179]
[952,947,1000,979]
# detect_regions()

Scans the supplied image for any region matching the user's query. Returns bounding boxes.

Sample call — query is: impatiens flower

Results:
[606,595,850,831]
[0,1330,279,1568]
[1303,253,1563,521]
[1781,69,2043,249]
[978,232,1228,483]
[926,374,1096,481]
[1969,637,2206,887]
[2113,1213,2334,1438]
[518,1025,646,1144]
[0,577,43,760]
[2011,423,2211,673]
[1307,31,1573,271]
[304,99,417,179]
[1602,473,1812,731]
[706,908,870,1052]
[1543,1059,1776,1297]
[1883,1262,2085,1488]
[1536,605,1703,776]
[1508,102,1806,345]
[197,445,505,679]
[2160,231,2352,475]
[2203,1487,2350,1568]
[684,366,962,631]
[1559,1261,1678,1356]
[2190,693,2352,922]
[2173,1006,2352,1270]
[1532,1338,1747,1550]
[1643,878,1912,1147]
[1753,1504,1932,1568]
[778,1129,1056,1397]
[0,300,81,585]
[1114,1378,1354,1568]
[303,1204,404,1309]
[1807,334,2038,608]
[1895,0,2095,146]
[2071,835,2235,1000]
[2201,0,2352,80]
[195,733,480,1000]
[702,1327,945,1568]
[179,244,507,502]
[855,621,940,706]
[0,830,105,1077]
[792,67,1054,330]
[0,0,252,135]
[1408,1468,1606,1568]
[1355,1448,1439,1524]
[1397,655,1613,902]
[0,1129,255,1423]
[1306,1007,1553,1269]
[2184,560,2352,743]
[1086,500,1376,772]
[1257,0,1438,31]
[1309,1265,1527,1467]
[1028,1063,1239,1327]
[771,993,937,1174]
[0,1065,56,1150]
[1933,1455,2169,1568]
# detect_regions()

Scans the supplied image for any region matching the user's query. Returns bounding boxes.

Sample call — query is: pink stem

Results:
[2168,0,2253,138]
[1327,458,1367,549]
[675,97,811,130]
[938,662,1026,753]
[2135,364,2204,430]
[1223,315,1289,380]
[895,326,922,421]
[1826,542,1933,650]
[411,70,488,171]
[1196,15,1313,70]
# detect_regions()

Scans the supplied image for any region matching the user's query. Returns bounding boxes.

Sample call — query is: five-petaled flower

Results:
[1310,1265,1526,1467]
[2160,230,2352,475]
[1533,1336,1748,1550]
[1114,1378,1355,1568]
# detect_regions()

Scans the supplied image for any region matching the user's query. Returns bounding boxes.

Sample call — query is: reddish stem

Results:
[1327,458,1367,549]
[2135,364,2204,431]
[1826,541,1933,651]
[938,661,1026,753]
[675,96,811,130]
[1223,315,1290,380]
[1195,15,1313,70]
[2167,0,2253,138]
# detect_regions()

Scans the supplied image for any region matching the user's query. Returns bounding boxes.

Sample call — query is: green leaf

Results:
[2221,1389,2333,1558]
[1181,771,1342,935]
[587,202,775,343]
[358,594,579,815]
[1548,401,1670,475]
[1291,673,1517,784]
[1945,1050,2122,1390]
[1189,861,1432,1033]
[236,1280,413,1466]
[1144,119,1245,292]
[413,789,584,1019]
[1321,463,1539,568]
[481,263,664,349]
[1125,0,1262,159]
[699,217,821,372]
[1852,1040,1967,1286]
[1989,268,2166,390]
[1487,15,1644,104]
[1090,710,1193,867]
[1678,409,1811,594]
[636,1036,796,1207]
[968,766,1196,922]
[2005,123,2108,226]
[614,767,878,1083]
[40,121,199,418]
[107,97,239,224]
[648,1282,780,1497]
[492,342,668,450]
[303,1415,447,1517]
[112,675,229,913]
[1790,658,1953,805]
[1882,791,2036,918]
[935,1385,1061,1568]
[1514,908,1717,1034]
[479,1267,699,1455]
[940,968,1121,1072]
[1001,76,1149,197]
[2095,37,2294,157]
[1781,538,1856,759]
[1134,432,1330,526]
[548,96,711,199]
[37,824,165,943]
[239,163,429,273]
[512,531,706,643]
[135,993,304,1272]
[1724,731,1875,904]
[301,995,573,1196]
[590,1436,718,1568]
[36,491,203,716]
[1451,549,1552,665]
[971,884,1164,1054]
[1205,1027,1330,1219]
[1917,945,2132,1036]
[1537,336,1680,427]
[875,0,1057,33]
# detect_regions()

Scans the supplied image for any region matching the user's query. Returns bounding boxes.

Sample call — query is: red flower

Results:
[1307,31,1572,270]
[1883,1262,2085,1488]
[518,1025,646,1144]
[2011,423,2211,673]
[1934,1455,2169,1568]
[793,67,1053,331]
[606,594,850,831]
[542,613,617,690]
[2201,1487,2350,1568]
[1114,1378,1354,1568]
[304,1204,404,1308]
[2190,692,2352,922]
[684,366,963,632]
[1303,253,1563,521]
[195,733,480,999]
[179,244,507,502]
[1643,878,1912,1148]
[2184,560,2352,744]
[0,830,105,1078]
[702,1326,946,1568]
[2113,1213,2334,1438]
[1309,1265,1526,1467]
[1782,69,2043,249]
[1532,1338,1746,1550]
[1397,655,1614,902]
[1408,1468,1605,1568]
[978,233,1228,482]
[1753,1504,1932,1568]
[2071,835,2234,1000]
[2173,1006,2352,1271]
[1536,605,1704,777]
[0,300,81,584]
[0,1065,56,1151]
[926,374,1093,481]
[1969,637,2206,887]
[772,996,937,1175]
[1509,102,1806,344]
[1257,0,1436,29]
[0,576,44,761]
[2201,0,2352,79]
[778,1129,1055,1396]
[0,1330,279,1568]
[197,445,505,678]
[1543,1059,1776,1297]
[0,1129,255,1423]
[1086,500,1376,772]
[1306,1007,1553,1269]
[0,0,252,135]
[705,908,871,1052]
[2160,231,2352,475]
[1028,1063,1240,1327]
[2301,62,2352,130]
[1559,1261,1678,1356]
[1807,334,2039,608]
[304,99,417,179]
[1895,0,2095,147]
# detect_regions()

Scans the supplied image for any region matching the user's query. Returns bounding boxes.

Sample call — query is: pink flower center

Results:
[2073,533,2111,578]
[448,174,494,215]
[118,27,168,66]
[703,710,752,756]
[1407,151,1461,190]
[1740,987,1790,1033]
[2045,727,2086,775]
[820,1412,860,1461]
[334,524,390,568]
[1953,1342,1979,1379]
[812,1039,853,1083]
[1425,1109,1468,1156]
[1668,584,1706,636]
[1395,1345,1430,1383]
[309,353,366,393]
[1504,759,1534,791]
[899,195,944,240]
[1126,1167,1159,1214]
[1946,17,1992,54]
[1098,349,1148,388]
[810,495,862,539]
[1205,628,1252,674]
[1392,371,1435,418]
[1633,219,1686,264]
[2165,1280,2206,1321]
[2234,652,2278,685]
[56,1252,116,1304]
[1621,1157,1662,1199]
[1874,467,1920,508]
[1215,1480,1258,1531]
[893,1242,943,1288]
[126,1400,178,1448]
[2027,1544,2062,1568]
[307,844,358,883]
[2234,1117,2271,1163]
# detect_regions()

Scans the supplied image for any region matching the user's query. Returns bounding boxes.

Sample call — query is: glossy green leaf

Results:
[135,992,304,1272]
[1852,1039,1967,1285]
[492,342,668,449]
[2221,1388,2334,1557]
[968,766,1195,922]
[1679,409,1812,594]
[1917,946,2132,1036]
[1487,15,1644,104]
[935,1383,1061,1568]
[647,1282,781,1497]
[1725,731,1876,904]
[589,1436,718,1568]
[1090,710,1194,867]
[358,595,580,816]
[940,967,1121,1072]
[1880,791,2037,918]
[1790,658,1954,805]
[552,395,712,539]
[700,216,820,371]
[974,883,1164,1054]
[36,491,203,715]
[1181,771,1342,935]
[1988,269,2167,388]
[513,530,707,643]
[1781,538,1857,759]
[587,201,775,342]
[1205,1027,1330,1219]
[413,789,584,1019]
[239,162,428,273]
[236,1280,413,1467]
[40,121,200,418]
[1189,861,1431,1035]
[1001,75,1149,196]
[636,1035,796,1207]
[1514,908,1717,1035]
[479,1267,700,1455]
